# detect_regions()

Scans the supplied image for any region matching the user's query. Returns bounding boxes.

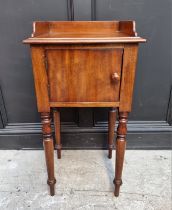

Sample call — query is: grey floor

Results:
[0,150,171,210]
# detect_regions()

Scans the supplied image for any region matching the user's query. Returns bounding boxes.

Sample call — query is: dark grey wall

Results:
[0,0,68,123]
[94,0,171,121]
[0,0,171,149]
[0,0,171,123]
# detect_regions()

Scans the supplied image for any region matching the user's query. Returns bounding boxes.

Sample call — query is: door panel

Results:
[47,48,123,102]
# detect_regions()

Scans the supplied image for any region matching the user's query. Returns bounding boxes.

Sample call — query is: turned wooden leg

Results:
[41,112,56,196]
[108,107,117,159]
[53,108,62,159]
[114,112,128,197]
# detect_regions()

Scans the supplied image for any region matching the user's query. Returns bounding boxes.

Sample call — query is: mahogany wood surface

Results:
[114,112,128,196]
[119,44,139,112]
[24,21,146,197]
[41,112,56,196]
[47,48,122,103]
[50,101,120,107]
[53,108,61,159]
[23,21,146,44]
[31,47,50,112]
[108,108,117,159]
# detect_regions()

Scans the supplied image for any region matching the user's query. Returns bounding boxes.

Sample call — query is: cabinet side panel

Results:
[119,44,138,112]
[31,46,50,112]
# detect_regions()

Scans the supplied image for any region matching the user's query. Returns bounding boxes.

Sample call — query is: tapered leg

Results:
[41,112,56,196]
[53,108,62,159]
[114,112,128,197]
[108,107,117,159]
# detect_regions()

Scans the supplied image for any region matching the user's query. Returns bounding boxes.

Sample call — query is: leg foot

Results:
[55,144,62,159]
[113,179,122,197]
[41,112,56,196]
[108,108,117,159]
[53,108,62,159]
[108,146,112,159]
[57,149,61,159]
[114,111,128,196]
[47,179,56,196]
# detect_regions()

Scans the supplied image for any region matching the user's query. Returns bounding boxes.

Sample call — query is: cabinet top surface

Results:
[23,21,146,44]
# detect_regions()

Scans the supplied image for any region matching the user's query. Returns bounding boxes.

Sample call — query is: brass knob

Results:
[111,73,120,82]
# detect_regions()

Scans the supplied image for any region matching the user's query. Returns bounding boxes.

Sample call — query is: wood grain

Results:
[31,46,50,112]
[41,112,56,196]
[108,107,117,159]
[50,102,120,108]
[114,111,128,197]
[24,21,146,197]
[23,21,146,44]
[53,108,61,159]
[47,48,123,103]
[119,44,139,112]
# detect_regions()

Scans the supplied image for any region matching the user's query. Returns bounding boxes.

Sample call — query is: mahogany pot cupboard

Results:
[23,21,146,196]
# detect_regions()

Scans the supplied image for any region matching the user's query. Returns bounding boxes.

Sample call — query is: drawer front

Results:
[46,48,123,102]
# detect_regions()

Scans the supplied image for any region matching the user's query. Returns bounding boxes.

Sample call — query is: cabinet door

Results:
[46,48,123,102]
